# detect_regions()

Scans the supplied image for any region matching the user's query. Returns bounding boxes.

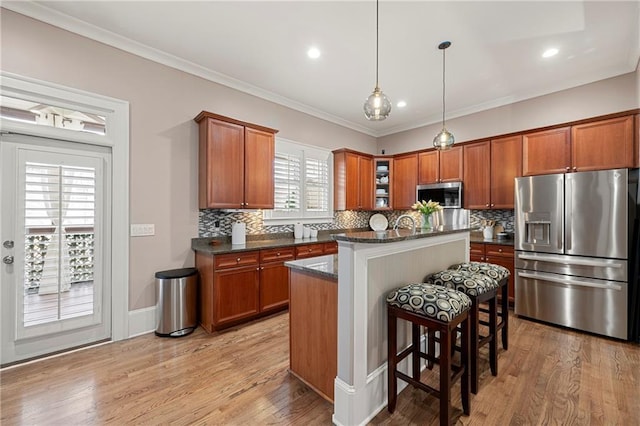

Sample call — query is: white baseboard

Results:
[128,305,156,338]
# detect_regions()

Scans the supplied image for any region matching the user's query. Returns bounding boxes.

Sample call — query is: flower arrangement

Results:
[412,199,443,215]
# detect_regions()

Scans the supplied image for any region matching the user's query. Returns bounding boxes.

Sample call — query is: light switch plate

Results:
[131,224,155,237]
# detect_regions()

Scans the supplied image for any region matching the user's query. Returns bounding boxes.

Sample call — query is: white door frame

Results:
[0,71,130,343]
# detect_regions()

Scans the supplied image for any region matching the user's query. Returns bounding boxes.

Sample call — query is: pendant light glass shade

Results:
[433,41,454,150]
[364,0,391,121]
[364,86,392,121]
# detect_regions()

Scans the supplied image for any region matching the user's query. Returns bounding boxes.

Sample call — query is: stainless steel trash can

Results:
[155,267,198,337]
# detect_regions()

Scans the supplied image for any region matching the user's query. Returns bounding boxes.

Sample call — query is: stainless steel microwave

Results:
[416,182,463,208]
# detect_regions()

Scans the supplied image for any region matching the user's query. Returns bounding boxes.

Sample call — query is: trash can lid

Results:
[155,267,198,279]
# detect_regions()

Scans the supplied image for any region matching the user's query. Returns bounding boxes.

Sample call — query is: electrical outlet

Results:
[130,224,155,237]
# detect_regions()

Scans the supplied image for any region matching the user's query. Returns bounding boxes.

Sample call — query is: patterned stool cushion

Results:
[386,283,471,322]
[448,261,510,282]
[425,270,500,297]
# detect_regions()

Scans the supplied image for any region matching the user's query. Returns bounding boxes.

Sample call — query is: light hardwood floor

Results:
[2,311,639,425]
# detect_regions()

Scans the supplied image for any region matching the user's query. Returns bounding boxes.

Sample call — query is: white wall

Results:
[378,70,640,154]
[0,9,377,310]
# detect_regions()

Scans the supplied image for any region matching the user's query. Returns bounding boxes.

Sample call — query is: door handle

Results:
[3,240,14,249]
[3,255,14,265]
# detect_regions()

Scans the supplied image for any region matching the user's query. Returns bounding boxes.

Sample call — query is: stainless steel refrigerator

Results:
[514,168,639,341]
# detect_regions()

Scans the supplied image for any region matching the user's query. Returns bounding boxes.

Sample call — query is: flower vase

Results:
[421,213,432,230]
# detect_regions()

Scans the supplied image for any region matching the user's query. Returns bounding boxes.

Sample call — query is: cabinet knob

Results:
[491,203,495,207]
[565,167,570,171]
[276,252,280,256]
[485,203,490,207]
[236,257,241,263]
[498,248,503,253]
[573,167,577,172]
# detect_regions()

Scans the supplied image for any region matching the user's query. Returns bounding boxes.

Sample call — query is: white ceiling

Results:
[5,1,640,137]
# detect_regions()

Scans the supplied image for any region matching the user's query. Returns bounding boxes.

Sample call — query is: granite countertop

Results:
[285,254,338,280]
[331,225,475,243]
[191,229,363,255]
[470,232,515,246]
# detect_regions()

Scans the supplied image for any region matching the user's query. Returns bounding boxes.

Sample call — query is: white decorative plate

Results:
[369,213,388,231]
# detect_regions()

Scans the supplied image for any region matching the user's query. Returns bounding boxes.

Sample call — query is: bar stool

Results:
[386,283,472,426]
[424,270,500,394]
[449,262,510,350]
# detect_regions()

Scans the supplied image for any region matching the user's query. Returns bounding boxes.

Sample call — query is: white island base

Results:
[332,229,470,426]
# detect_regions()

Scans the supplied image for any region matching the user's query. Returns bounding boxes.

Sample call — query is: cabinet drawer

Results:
[214,251,260,269]
[296,243,325,259]
[324,241,338,254]
[260,247,295,263]
[485,244,514,257]
[470,243,485,258]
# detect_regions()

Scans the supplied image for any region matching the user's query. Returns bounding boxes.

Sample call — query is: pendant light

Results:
[433,41,454,150]
[363,0,391,121]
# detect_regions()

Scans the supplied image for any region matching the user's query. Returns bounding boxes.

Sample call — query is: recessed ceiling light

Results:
[307,47,321,59]
[397,100,407,108]
[542,48,559,58]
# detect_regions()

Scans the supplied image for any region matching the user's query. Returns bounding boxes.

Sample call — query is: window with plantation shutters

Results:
[274,152,301,213]
[264,138,332,223]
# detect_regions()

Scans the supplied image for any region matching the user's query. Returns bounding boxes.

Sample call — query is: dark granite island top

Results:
[285,254,338,280]
[331,224,476,243]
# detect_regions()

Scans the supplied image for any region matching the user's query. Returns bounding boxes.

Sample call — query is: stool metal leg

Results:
[469,301,480,395]
[439,324,452,426]
[501,280,509,350]
[387,308,398,413]
[460,314,470,415]
[489,295,498,376]
[412,323,421,380]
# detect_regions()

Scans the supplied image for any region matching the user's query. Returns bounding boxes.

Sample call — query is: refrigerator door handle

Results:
[517,271,623,291]
[517,253,624,268]
[565,175,572,251]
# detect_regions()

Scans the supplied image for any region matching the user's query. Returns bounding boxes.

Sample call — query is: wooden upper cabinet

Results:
[244,127,275,209]
[522,127,570,176]
[463,141,491,209]
[571,115,634,172]
[418,151,439,184]
[439,146,464,182]
[418,146,463,184]
[195,111,278,209]
[393,153,418,210]
[464,136,521,209]
[490,135,522,209]
[333,149,373,211]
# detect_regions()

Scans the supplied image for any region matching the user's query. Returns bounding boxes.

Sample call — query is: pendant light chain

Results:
[433,40,454,149]
[441,46,446,128]
[375,0,379,87]
[363,0,391,121]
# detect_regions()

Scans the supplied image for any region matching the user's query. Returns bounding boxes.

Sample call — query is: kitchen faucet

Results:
[393,214,416,234]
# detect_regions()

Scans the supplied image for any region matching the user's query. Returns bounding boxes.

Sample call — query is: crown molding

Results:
[2,1,379,137]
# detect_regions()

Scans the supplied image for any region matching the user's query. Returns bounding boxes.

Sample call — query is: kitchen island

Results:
[330,226,472,426]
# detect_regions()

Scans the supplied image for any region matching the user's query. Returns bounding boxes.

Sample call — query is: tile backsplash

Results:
[470,209,515,232]
[199,208,515,237]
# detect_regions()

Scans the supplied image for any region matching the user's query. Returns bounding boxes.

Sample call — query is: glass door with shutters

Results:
[1,135,111,364]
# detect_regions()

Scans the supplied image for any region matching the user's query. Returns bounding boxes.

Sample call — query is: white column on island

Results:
[332,231,470,426]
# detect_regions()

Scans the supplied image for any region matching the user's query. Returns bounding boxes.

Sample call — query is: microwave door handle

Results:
[517,271,622,291]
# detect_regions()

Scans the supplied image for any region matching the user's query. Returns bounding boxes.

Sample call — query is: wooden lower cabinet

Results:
[296,242,326,259]
[289,267,337,401]
[259,247,295,312]
[214,266,260,326]
[196,241,338,332]
[470,242,515,303]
